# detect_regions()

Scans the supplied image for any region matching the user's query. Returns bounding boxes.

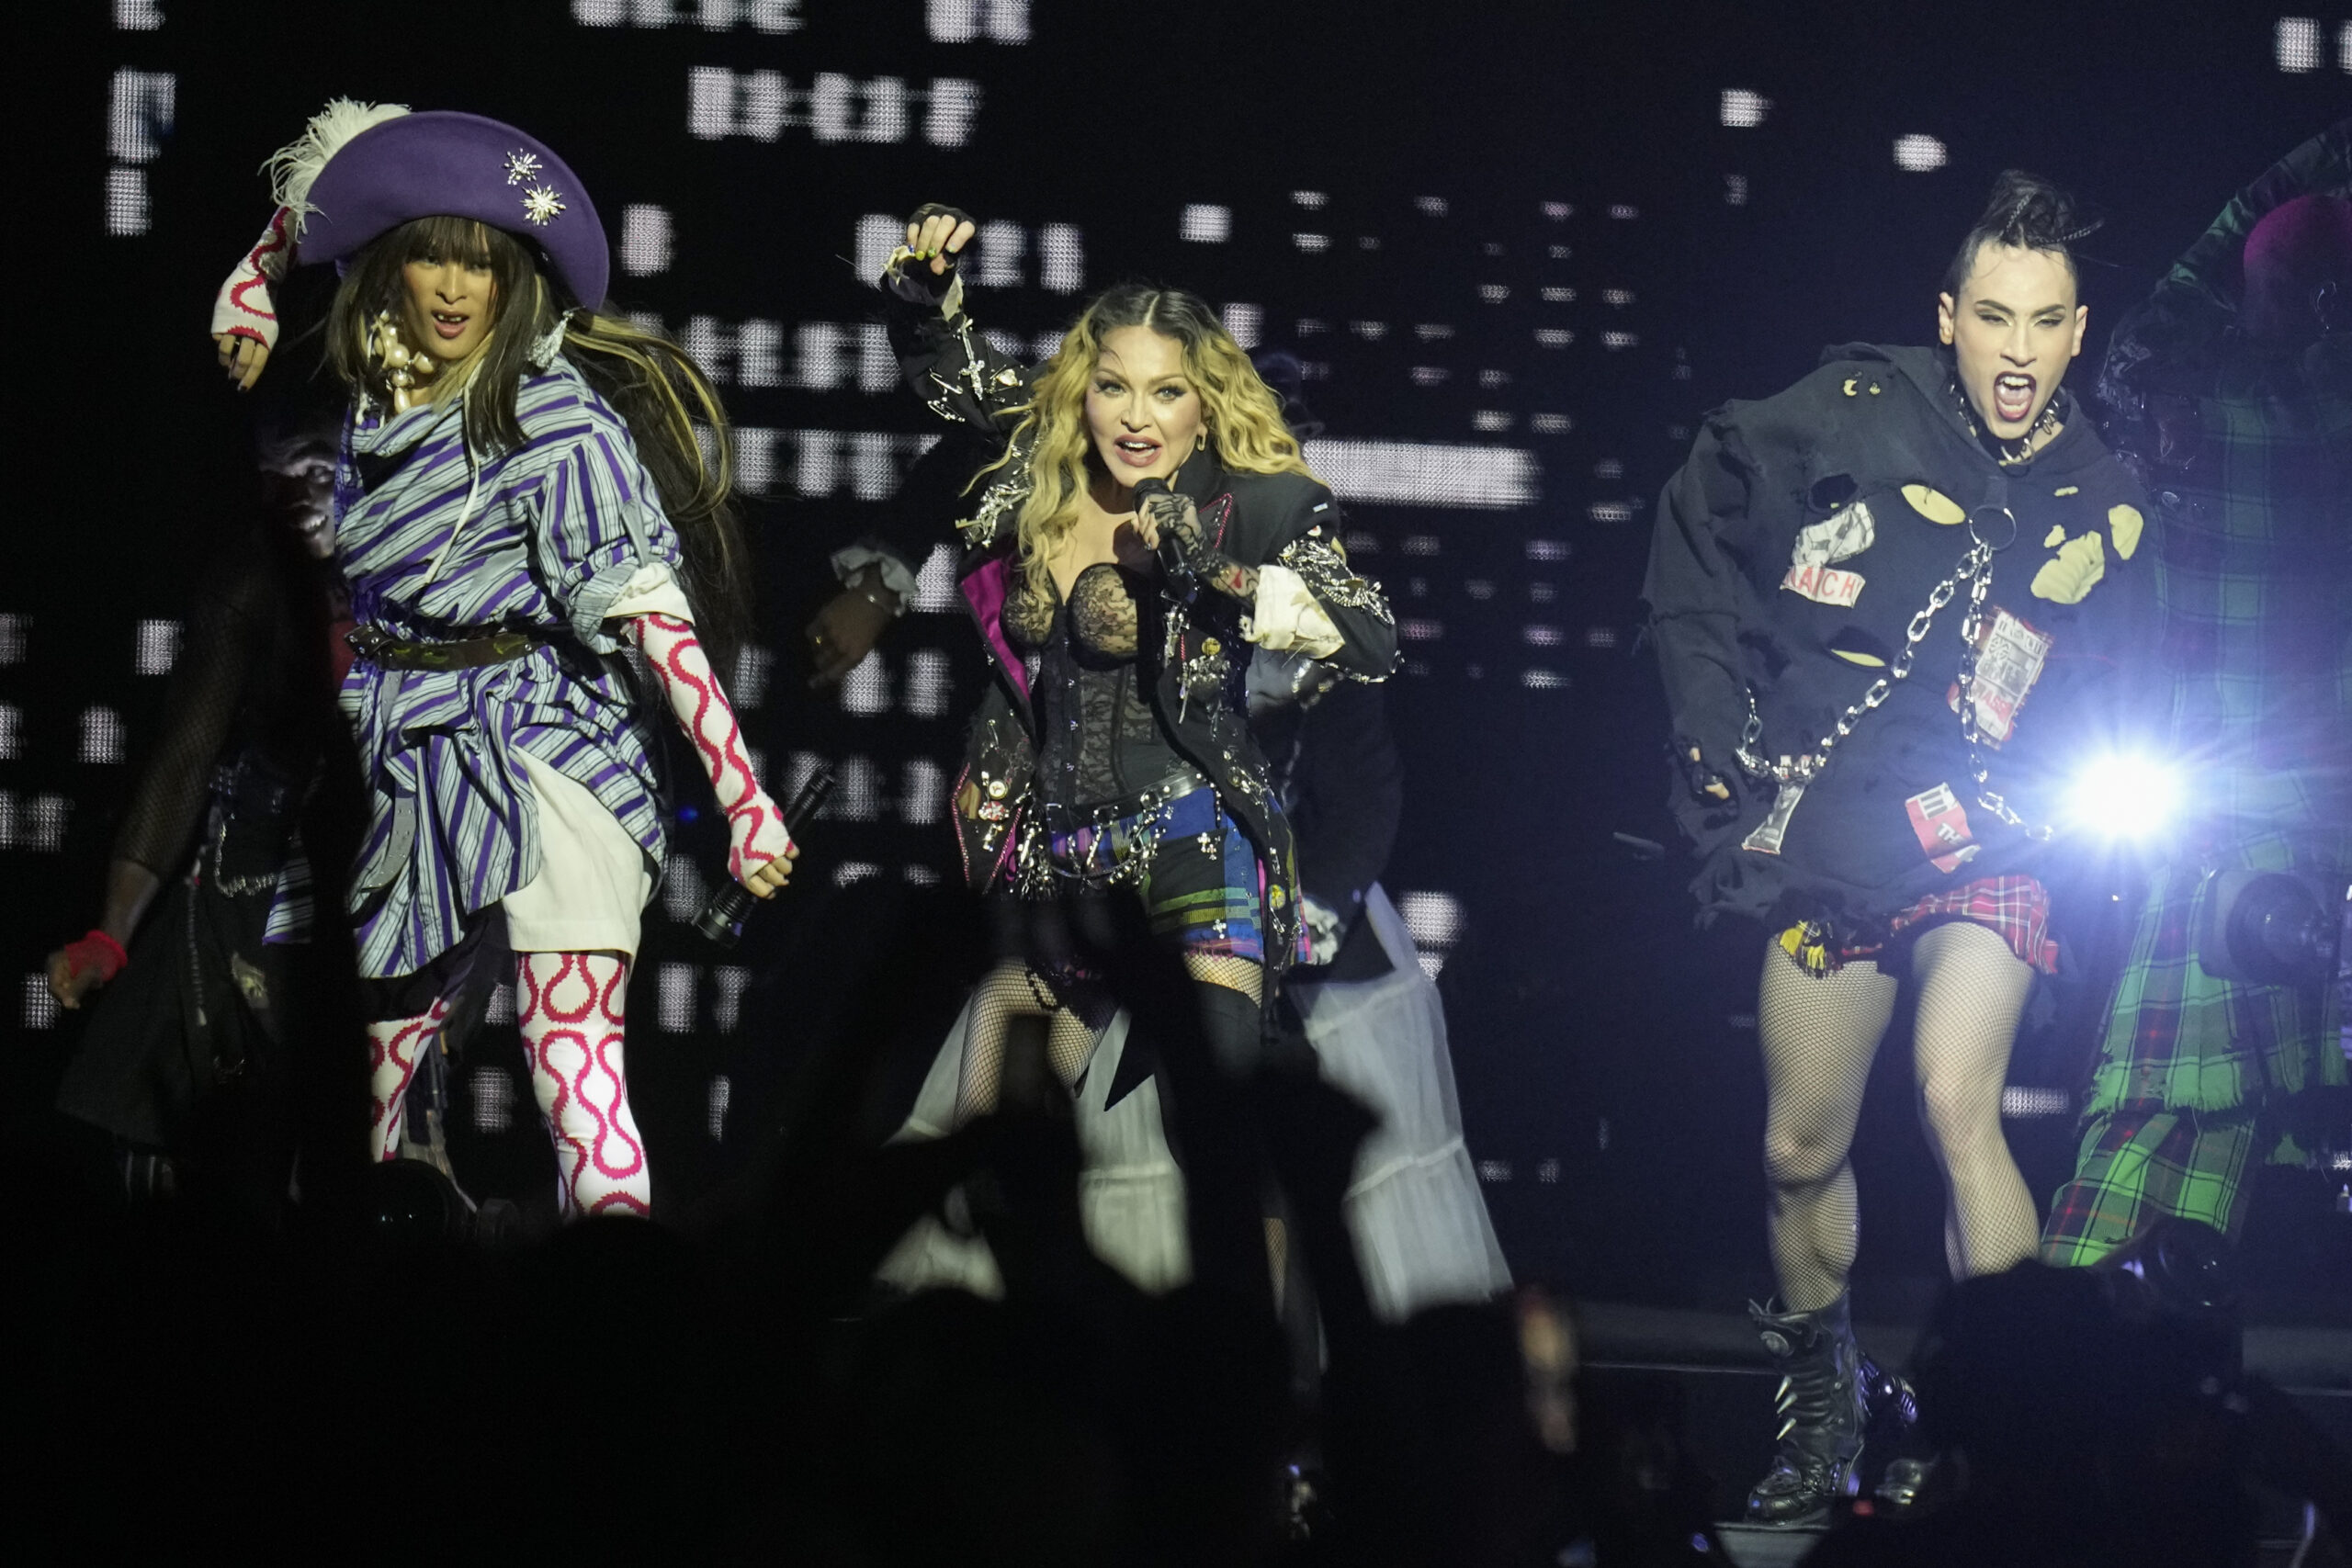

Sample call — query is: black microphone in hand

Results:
[692,764,837,949]
[1133,477,1198,604]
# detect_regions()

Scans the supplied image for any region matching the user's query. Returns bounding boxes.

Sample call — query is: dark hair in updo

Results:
[1941,170,2098,297]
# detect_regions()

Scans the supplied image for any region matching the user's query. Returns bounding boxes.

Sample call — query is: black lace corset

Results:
[1006,560,1194,810]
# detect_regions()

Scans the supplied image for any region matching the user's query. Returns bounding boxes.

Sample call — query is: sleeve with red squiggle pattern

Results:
[628,613,794,883]
[209,208,293,349]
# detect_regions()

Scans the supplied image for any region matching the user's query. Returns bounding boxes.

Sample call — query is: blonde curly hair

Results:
[988,285,1316,599]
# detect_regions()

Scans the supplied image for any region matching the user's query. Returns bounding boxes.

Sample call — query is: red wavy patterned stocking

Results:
[517,951,651,1218]
[629,612,792,882]
[367,998,450,1164]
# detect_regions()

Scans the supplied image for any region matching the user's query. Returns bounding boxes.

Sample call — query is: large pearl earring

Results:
[371,310,438,412]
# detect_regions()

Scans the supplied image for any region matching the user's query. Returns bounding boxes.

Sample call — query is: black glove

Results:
[883,203,977,308]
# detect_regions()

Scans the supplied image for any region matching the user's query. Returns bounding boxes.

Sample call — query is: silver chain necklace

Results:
[1735,506,2050,839]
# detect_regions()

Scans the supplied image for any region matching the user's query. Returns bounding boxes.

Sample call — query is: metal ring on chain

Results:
[1966,505,2018,552]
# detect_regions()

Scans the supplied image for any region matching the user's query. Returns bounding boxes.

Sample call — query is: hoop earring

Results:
[1195,430,1208,453]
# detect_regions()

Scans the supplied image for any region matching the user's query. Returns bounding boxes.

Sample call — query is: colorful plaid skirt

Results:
[1041,784,1304,965]
[1837,874,2060,976]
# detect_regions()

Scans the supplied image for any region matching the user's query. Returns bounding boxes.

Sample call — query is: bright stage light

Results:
[2065,753,2182,839]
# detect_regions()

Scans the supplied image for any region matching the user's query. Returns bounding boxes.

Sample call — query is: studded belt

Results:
[346,625,543,671]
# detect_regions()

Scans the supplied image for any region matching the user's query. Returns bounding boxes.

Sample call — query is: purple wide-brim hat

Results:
[299,111,608,310]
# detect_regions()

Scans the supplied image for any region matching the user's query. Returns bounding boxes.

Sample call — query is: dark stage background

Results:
[5,1,2345,1311]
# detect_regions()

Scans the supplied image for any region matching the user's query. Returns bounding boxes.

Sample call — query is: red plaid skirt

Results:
[1839,874,2059,976]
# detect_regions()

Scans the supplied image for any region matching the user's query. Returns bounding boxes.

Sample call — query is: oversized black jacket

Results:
[1644,342,2151,939]
[885,288,1399,967]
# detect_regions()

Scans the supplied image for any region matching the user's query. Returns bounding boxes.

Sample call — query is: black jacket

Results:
[884,287,1400,968]
[1644,343,2151,939]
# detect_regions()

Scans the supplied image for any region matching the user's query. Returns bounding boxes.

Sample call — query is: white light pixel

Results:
[1033,330,1065,362]
[1525,539,1570,562]
[1037,222,1083,293]
[904,865,942,886]
[1293,232,1330,253]
[1894,134,1948,173]
[854,212,903,285]
[471,1067,514,1134]
[1601,331,1639,350]
[733,429,941,499]
[1222,303,1262,349]
[1542,201,1572,220]
[1398,618,1443,642]
[662,855,709,921]
[903,649,953,716]
[1534,329,1576,348]
[487,983,516,1024]
[1589,502,1634,523]
[25,975,57,1032]
[1540,287,1576,303]
[1528,582,1555,603]
[1478,1160,1511,1183]
[974,219,1026,288]
[107,167,150,236]
[1602,288,1634,307]
[1350,321,1388,341]
[1473,412,1512,432]
[901,759,944,823]
[913,545,959,613]
[1344,533,1381,554]
[1358,235,1381,251]
[619,204,673,275]
[1537,1157,1562,1184]
[134,618,179,674]
[1410,367,1450,386]
[710,967,751,1033]
[1396,890,1464,980]
[109,69,175,162]
[731,644,772,710]
[1478,284,1510,302]
[926,0,1028,41]
[79,706,126,764]
[2342,18,2352,70]
[814,73,910,143]
[1725,174,1749,207]
[1180,204,1231,243]
[1720,88,1769,127]
[1521,669,1566,691]
[834,861,882,886]
[1531,413,1571,434]
[707,1074,732,1139]
[1414,324,1454,344]
[0,705,17,761]
[1478,369,1512,388]
[1416,196,1448,216]
[840,653,889,715]
[1584,627,1621,649]
[2000,1086,2071,1118]
[1523,625,1562,647]
[833,756,885,821]
[925,78,984,146]
[1549,244,1571,259]
[116,0,163,27]
[1292,190,1329,209]
[0,615,23,664]
[573,0,803,27]
[2276,15,2322,70]
[1464,581,1494,601]
[1402,536,1442,557]
[658,962,696,1032]
[1303,438,1536,509]
[1609,204,1639,220]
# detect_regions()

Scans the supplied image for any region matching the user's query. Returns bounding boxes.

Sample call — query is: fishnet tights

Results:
[1758,919,2040,1312]
[953,954,1265,1122]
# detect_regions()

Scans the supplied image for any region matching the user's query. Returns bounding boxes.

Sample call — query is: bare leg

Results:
[1907,920,2039,1280]
[1758,941,1900,1312]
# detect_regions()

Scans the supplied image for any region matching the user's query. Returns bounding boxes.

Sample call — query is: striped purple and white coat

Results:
[333,357,682,979]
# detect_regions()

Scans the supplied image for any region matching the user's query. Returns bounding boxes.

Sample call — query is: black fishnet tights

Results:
[1758,919,2040,1312]
[953,954,1265,1122]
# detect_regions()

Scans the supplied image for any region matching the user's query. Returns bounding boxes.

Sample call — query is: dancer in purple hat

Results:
[209,101,794,1218]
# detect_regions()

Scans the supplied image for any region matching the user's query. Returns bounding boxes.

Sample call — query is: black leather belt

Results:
[347,625,542,671]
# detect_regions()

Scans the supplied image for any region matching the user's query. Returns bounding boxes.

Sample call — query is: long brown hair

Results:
[326,216,752,660]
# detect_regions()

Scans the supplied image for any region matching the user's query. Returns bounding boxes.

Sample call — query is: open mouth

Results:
[430,310,470,343]
[1992,372,2036,426]
[1112,436,1161,469]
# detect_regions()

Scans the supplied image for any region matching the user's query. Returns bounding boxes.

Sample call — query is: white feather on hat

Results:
[263,97,412,229]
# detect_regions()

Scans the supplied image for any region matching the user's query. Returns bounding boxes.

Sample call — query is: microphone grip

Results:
[691,765,837,949]
[1132,477,1197,602]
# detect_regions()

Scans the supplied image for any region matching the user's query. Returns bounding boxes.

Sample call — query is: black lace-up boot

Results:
[1746,1294,1868,1525]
